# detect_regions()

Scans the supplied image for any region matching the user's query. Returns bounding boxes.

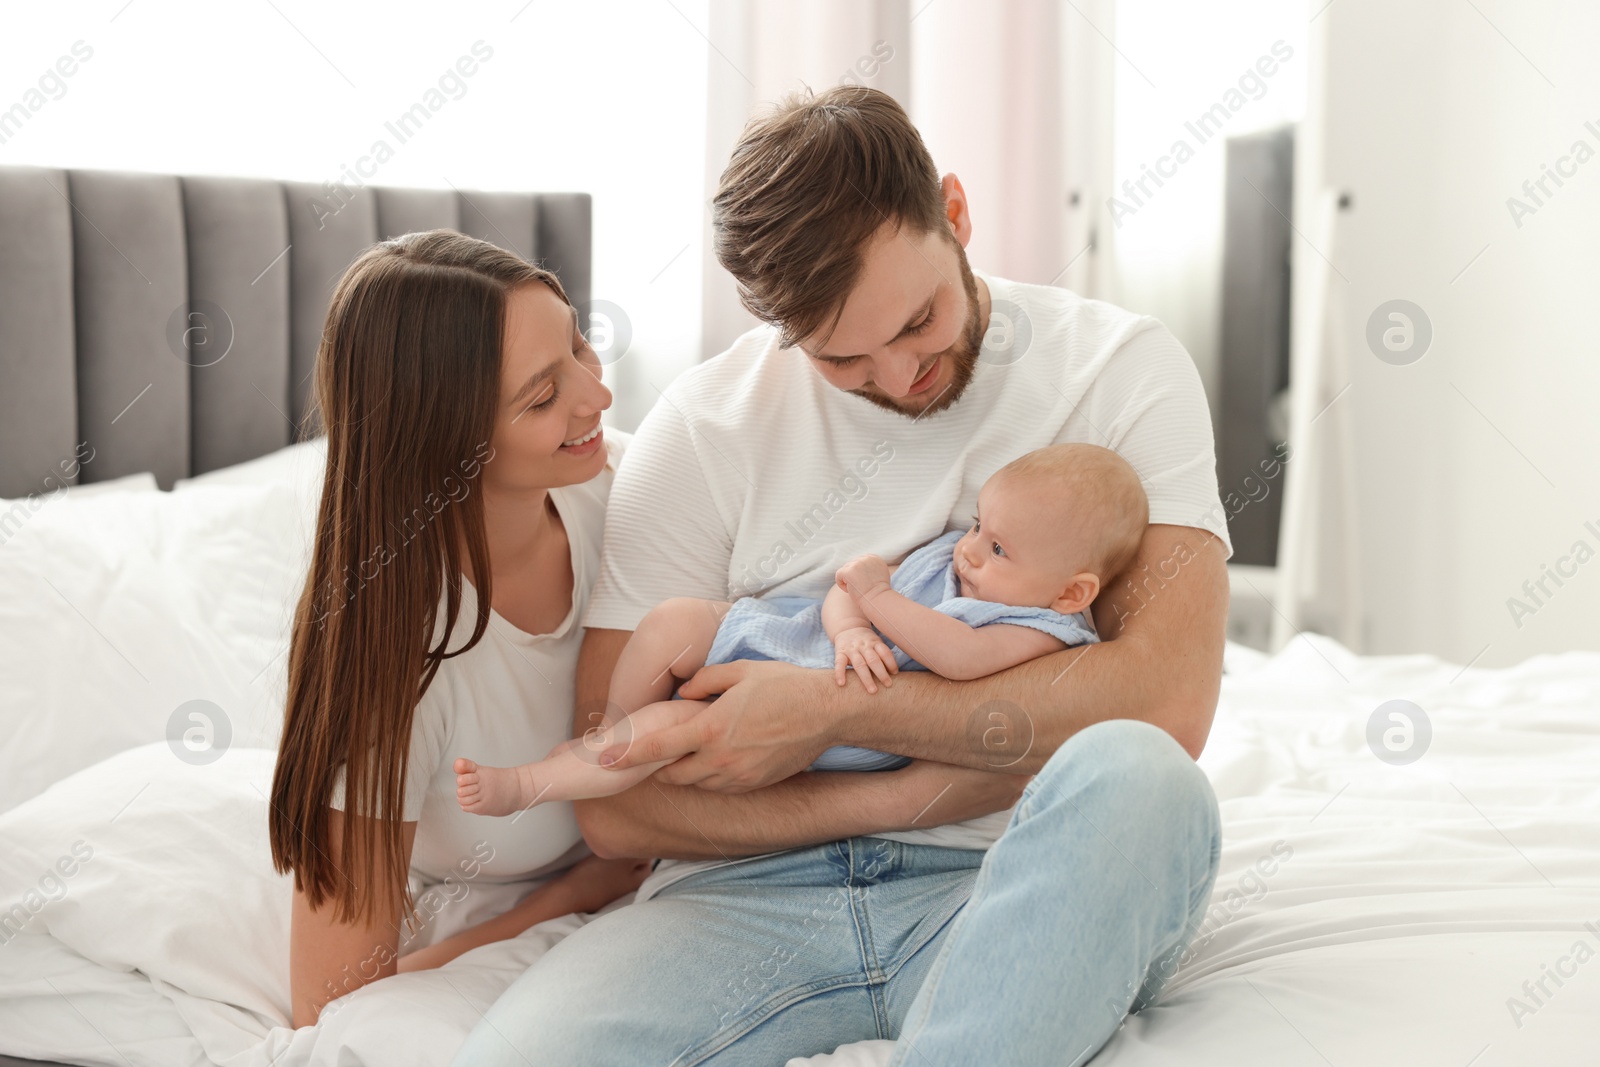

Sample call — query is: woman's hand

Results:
[833,626,898,693]
[553,854,654,915]
[397,855,652,975]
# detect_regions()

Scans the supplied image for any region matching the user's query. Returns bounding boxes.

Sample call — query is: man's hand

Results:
[833,626,898,693]
[599,660,837,792]
[835,554,892,600]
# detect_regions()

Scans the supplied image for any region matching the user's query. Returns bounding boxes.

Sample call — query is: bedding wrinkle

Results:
[2,449,1598,1065]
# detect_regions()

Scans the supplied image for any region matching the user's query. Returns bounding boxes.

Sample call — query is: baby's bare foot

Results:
[454,757,541,816]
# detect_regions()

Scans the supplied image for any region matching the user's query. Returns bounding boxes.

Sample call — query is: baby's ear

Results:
[1052,573,1100,615]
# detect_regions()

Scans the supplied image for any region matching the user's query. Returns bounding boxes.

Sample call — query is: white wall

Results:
[0,0,709,433]
[1298,0,1600,664]
[1107,0,1308,424]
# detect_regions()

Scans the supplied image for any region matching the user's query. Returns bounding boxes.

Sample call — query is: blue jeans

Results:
[452,719,1221,1066]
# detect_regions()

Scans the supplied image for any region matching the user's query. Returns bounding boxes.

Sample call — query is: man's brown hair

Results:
[713,85,947,350]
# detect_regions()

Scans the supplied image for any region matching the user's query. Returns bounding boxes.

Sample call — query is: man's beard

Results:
[850,248,984,420]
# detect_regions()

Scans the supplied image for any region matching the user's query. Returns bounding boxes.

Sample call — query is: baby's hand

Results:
[836,554,892,600]
[833,626,898,694]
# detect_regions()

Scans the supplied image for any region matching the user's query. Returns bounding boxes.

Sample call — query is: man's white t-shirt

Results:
[331,434,628,887]
[584,274,1231,901]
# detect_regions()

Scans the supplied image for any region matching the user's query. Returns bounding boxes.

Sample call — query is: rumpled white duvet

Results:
[1,444,1596,1066]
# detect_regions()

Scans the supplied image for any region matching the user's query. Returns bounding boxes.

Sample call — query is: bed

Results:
[2,168,1597,1066]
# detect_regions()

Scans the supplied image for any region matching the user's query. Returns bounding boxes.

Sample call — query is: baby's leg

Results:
[458,600,733,817]
[455,699,711,815]
[609,598,732,715]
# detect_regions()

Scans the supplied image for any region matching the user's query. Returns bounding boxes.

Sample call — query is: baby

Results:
[455,442,1148,815]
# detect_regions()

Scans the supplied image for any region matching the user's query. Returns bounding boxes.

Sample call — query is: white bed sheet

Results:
[0,744,612,1067]
[2,446,1597,1066]
[794,643,1600,1066]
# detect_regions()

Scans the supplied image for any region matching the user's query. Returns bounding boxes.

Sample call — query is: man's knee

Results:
[1031,719,1217,829]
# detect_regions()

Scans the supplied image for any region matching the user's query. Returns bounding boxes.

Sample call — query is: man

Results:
[456,86,1229,1066]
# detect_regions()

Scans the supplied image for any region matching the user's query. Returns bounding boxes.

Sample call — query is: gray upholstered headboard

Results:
[0,165,591,496]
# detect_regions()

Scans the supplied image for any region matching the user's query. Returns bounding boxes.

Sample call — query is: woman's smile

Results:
[560,422,604,457]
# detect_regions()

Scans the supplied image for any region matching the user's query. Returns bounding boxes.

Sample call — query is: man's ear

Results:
[942,173,973,247]
[1052,572,1101,615]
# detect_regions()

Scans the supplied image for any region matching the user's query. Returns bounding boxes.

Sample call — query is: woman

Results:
[268,230,648,1028]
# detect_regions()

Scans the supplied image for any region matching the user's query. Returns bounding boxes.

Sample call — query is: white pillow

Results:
[0,466,314,813]
[175,438,326,493]
[0,745,294,1032]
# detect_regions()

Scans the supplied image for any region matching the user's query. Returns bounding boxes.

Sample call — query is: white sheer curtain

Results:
[699,0,911,359]
[697,0,1115,360]
[1273,189,1363,651]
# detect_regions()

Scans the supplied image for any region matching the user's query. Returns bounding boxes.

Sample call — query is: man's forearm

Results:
[824,641,1140,773]
[577,770,915,860]
[572,627,910,859]
[571,627,1020,858]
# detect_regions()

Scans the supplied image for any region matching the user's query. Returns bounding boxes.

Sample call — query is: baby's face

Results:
[952,479,1080,608]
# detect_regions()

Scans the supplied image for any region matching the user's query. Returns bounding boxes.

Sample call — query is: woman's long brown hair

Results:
[269,230,567,924]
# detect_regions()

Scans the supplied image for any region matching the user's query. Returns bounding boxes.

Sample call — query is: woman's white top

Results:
[331,433,626,885]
